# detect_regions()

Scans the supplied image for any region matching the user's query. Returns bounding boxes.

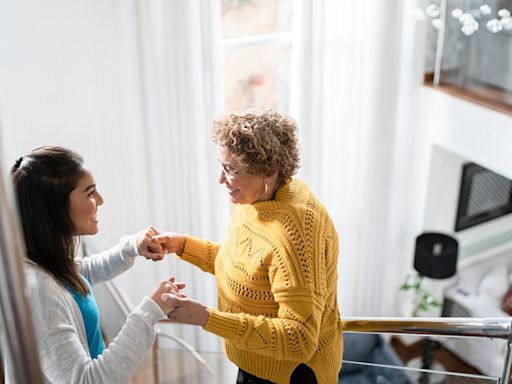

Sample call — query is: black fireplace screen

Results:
[455,162,512,231]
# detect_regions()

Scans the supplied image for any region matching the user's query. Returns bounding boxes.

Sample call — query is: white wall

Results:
[419,87,512,179]
[0,0,165,309]
[0,0,146,248]
[418,87,512,263]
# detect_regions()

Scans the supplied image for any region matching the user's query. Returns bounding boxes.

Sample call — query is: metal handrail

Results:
[0,132,43,383]
[343,316,512,384]
[343,316,512,339]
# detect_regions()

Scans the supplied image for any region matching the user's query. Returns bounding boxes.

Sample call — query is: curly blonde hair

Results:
[212,108,300,185]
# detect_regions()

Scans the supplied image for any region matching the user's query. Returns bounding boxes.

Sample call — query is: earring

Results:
[264,183,269,195]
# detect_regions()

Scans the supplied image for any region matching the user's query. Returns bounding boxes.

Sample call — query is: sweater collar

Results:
[235,177,304,217]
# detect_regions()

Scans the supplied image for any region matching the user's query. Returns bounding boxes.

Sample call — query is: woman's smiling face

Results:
[68,169,104,235]
[216,146,270,205]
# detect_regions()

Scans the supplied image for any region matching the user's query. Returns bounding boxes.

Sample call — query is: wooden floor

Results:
[131,348,238,384]
[128,338,505,384]
[390,336,504,384]
[2,339,503,383]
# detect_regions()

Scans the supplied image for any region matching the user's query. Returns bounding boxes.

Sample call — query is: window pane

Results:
[422,0,512,112]
[223,42,291,112]
[440,0,512,107]
[221,0,293,39]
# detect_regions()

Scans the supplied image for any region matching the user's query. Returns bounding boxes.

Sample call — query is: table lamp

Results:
[414,232,458,279]
[413,232,458,384]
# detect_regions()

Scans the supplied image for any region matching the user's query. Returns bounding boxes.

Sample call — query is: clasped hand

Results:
[160,292,211,327]
[150,275,186,315]
[137,227,186,259]
[137,228,209,326]
[136,226,170,260]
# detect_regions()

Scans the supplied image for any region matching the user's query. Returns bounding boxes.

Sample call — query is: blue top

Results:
[66,276,105,358]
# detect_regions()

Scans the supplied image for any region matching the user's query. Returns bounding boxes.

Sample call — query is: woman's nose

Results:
[218,169,226,184]
[96,191,104,206]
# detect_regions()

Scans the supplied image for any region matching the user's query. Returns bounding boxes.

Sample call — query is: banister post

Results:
[501,322,512,384]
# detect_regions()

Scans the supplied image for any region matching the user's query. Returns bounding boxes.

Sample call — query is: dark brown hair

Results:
[11,146,88,295]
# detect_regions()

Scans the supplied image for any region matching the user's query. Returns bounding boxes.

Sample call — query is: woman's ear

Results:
[265,166,279,185]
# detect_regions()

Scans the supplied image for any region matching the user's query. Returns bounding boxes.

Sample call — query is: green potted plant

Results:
[400,273,442,317]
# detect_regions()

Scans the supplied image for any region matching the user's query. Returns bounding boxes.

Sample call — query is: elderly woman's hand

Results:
[150,276,187,314]
[160,293,211,327]
[152,232,186,256]
[136,226,166,261]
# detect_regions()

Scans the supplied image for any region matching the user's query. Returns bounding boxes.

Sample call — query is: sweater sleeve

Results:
[79,235,139,285]
[26,265,166,384]
[203,231,330,362]
[179,235,221,275]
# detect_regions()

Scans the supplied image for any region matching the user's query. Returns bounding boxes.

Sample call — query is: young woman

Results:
[10,146,183,383]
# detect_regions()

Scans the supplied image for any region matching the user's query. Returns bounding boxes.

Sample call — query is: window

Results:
[220,0,294,112]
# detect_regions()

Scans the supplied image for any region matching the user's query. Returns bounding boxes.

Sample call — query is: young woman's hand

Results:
[150,276,187,314]
[137,226,166,260]
[160,293,210,327]
[152,232,186,256]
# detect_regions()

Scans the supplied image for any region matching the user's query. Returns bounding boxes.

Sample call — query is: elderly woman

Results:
[156,109,343,384]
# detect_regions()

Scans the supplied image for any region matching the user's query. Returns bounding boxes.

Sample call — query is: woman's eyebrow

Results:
[84,184,96,192]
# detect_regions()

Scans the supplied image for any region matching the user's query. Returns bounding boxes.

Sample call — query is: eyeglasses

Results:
[216,155,241,181]
[220,163,240,181]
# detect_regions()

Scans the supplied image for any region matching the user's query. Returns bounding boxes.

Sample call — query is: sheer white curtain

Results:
[291,1,431,316]
[0,0,227,352]
[113,0,228,352]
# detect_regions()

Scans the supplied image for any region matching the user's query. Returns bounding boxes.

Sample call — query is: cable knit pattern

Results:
[180,178,343,384]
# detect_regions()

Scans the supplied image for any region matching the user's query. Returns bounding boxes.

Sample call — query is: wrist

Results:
[135,232,144,255]
[201,307,211,328]
[177,237,186,256]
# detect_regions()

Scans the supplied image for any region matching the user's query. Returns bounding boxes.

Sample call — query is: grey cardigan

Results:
[17,235,165,384]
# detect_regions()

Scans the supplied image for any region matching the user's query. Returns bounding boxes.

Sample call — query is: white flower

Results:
[480,4,492,15]
[487,18,503,33]
[426,3,440,18]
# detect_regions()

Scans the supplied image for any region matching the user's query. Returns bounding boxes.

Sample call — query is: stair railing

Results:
[343,316,512,383]
[0,130,43,384]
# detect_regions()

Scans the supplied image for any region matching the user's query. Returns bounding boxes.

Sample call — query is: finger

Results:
[167,276,176,283]
[147,243,163,252]
[152,234,172,244]
[149,226,160,236]
[175,282,186,289]
[146,252,164,259]
[163,282,174,290]
[164,282,179,292]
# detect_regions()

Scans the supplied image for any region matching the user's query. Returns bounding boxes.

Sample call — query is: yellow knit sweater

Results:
[180,178,343,384]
